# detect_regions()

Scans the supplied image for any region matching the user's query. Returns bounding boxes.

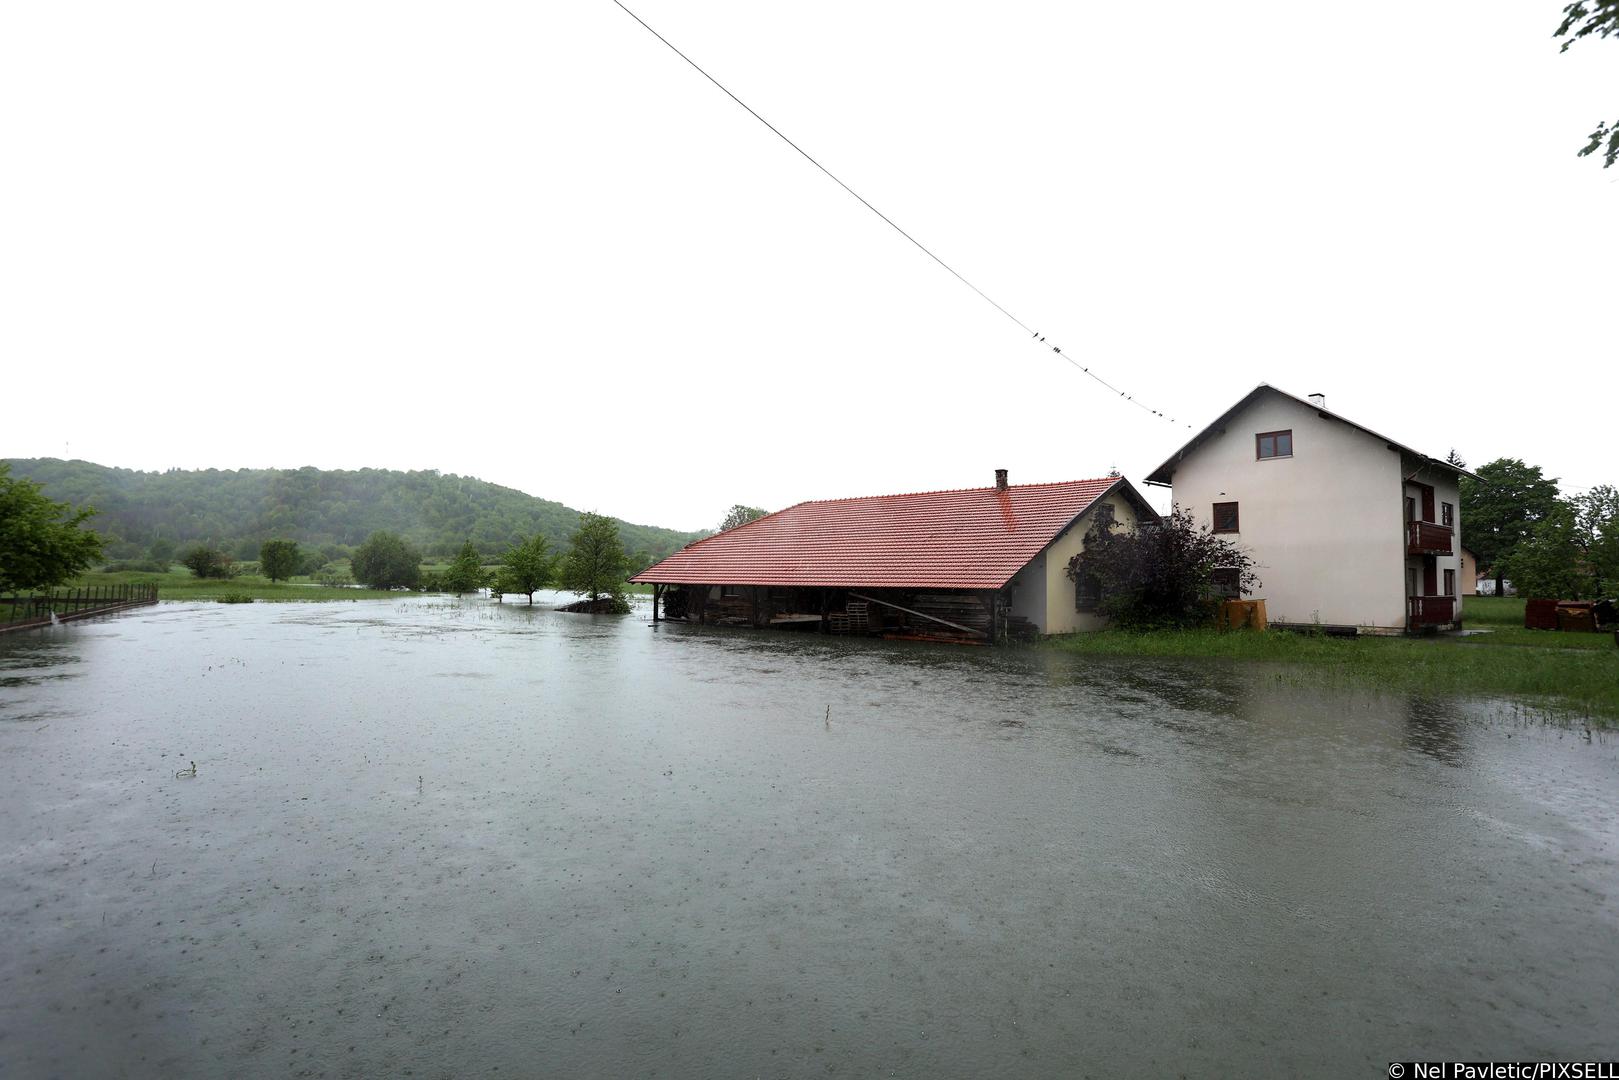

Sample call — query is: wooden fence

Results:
[0,584,159,632]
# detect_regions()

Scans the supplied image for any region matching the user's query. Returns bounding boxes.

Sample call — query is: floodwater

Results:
[1,596,1615,1079]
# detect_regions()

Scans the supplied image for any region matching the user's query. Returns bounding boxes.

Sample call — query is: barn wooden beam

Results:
[847,591,987,639]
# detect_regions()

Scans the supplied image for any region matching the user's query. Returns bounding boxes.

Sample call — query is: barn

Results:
[632,471,1158,642]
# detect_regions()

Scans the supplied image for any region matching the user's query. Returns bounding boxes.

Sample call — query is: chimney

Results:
[1308,392,1327,410]
[994,468,1008,490]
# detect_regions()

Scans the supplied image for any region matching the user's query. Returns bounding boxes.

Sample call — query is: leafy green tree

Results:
[560,512,630,612]
[1065,506,1260,629]
[351,531,422,590]
[443,541,485,595]
[1555,1,1619,168]
[0,462,105,592]
[1501,502,1587,599]
[1460,459,1562,596]
[259,539,301,583]
[180,545,234,579]
[719,505,768,532]
[1571,485,1619,595]
[499,534,553,605]
[147,536,175,570]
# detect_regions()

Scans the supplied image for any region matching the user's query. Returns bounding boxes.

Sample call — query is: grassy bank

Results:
[1045,598,1618,721]
[76,567,402,602]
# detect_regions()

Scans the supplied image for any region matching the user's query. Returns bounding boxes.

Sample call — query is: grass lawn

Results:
[75,567,403,602]
[1046,595,1618,722]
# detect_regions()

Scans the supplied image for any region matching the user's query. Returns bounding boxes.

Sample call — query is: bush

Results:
[216,592,254,604]
[100,559,170,574]
[1067,506,1260,629]
[181,545,235,579]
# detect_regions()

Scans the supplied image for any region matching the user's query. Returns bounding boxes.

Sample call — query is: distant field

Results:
[76,567,402,602]
[1461,595,1523,626]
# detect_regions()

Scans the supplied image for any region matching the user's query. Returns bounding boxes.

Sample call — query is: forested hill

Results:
[5,459,700,563]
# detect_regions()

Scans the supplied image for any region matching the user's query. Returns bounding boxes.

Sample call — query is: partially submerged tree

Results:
[259,539,301,583]
[498,533,553,605]
[1065,507,1260,629]
[443,541,485,595]
[350,531,422,590]
[0,463,105,592]
[719,505,768,532]
[559,513,630,613]
[1460,458,1562,596]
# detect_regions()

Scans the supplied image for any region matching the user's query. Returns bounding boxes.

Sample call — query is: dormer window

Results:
[1256,430,1292,460]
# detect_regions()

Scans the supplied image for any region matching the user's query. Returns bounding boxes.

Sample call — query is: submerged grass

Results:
[1045,619,1618,722]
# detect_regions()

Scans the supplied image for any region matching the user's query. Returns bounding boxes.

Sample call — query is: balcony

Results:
[1406,520,1454,556]
[1407,595,1457,629]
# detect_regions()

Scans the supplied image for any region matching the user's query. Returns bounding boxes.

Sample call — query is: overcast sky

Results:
[3,1,1614,531]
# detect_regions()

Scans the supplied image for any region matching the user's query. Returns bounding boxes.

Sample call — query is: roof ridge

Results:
[798,477,1116,506]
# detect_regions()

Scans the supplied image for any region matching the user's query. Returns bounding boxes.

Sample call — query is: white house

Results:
[1144,385,1472,634]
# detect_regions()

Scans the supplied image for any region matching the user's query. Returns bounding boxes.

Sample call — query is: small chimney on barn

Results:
[1308,392,1327,410]
[994,468,1009,490]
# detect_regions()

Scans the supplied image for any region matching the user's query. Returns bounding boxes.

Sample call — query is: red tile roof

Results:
[633,478,1138,590]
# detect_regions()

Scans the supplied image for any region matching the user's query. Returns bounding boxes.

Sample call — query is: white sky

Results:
[2,1,1614,532]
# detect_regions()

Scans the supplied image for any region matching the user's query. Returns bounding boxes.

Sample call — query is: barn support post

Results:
[820,589,830,634]
[652,584,661,623]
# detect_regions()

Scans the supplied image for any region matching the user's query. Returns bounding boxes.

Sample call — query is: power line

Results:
[605,0,1190,428]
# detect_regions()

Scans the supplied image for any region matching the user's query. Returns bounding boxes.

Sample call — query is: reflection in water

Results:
[0,595,1616,1080]
[1403,694,1470,765]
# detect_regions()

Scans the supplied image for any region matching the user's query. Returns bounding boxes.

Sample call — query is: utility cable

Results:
[606,0,1191,427]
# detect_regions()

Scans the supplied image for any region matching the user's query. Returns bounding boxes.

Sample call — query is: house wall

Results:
[1005,490,1144,634]
[1165,394,1410,631]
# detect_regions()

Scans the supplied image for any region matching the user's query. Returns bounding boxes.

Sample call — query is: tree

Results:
[180,545,234,579]
[443,541,485,595]
[1501,502,1587,599]
[499,533,553,604]
[147,536,175,570]
[1571,485,1619,595]
[1460,458,1562,596]
[1065,506,1260,629]
[1555,1,1619,168]
[259,539,301,583]
[0,462,105,592]
[719,505,768,532]
[350,531,422,590]
[559,512,630,612]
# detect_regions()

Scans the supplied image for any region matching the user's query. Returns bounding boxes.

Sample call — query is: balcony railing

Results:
[1407,595,1456,628]
[1406,520,1454,556]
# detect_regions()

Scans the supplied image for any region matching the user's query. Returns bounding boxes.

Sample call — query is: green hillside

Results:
[4,459,699,563]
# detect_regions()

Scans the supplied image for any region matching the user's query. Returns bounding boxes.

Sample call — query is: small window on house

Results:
[720,585,741,598]
[1075,571,1103,612]
[1211,567,1242,598]
[1441,502,1454,527]
[1444,569,1456,596]
[1213,501,1240,534]
[1256,430,1293,460]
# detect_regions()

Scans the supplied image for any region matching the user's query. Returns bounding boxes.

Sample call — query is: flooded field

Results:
[2,595,1616,1078]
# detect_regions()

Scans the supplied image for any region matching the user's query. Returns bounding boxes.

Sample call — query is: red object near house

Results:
[1524,598,1559,631]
